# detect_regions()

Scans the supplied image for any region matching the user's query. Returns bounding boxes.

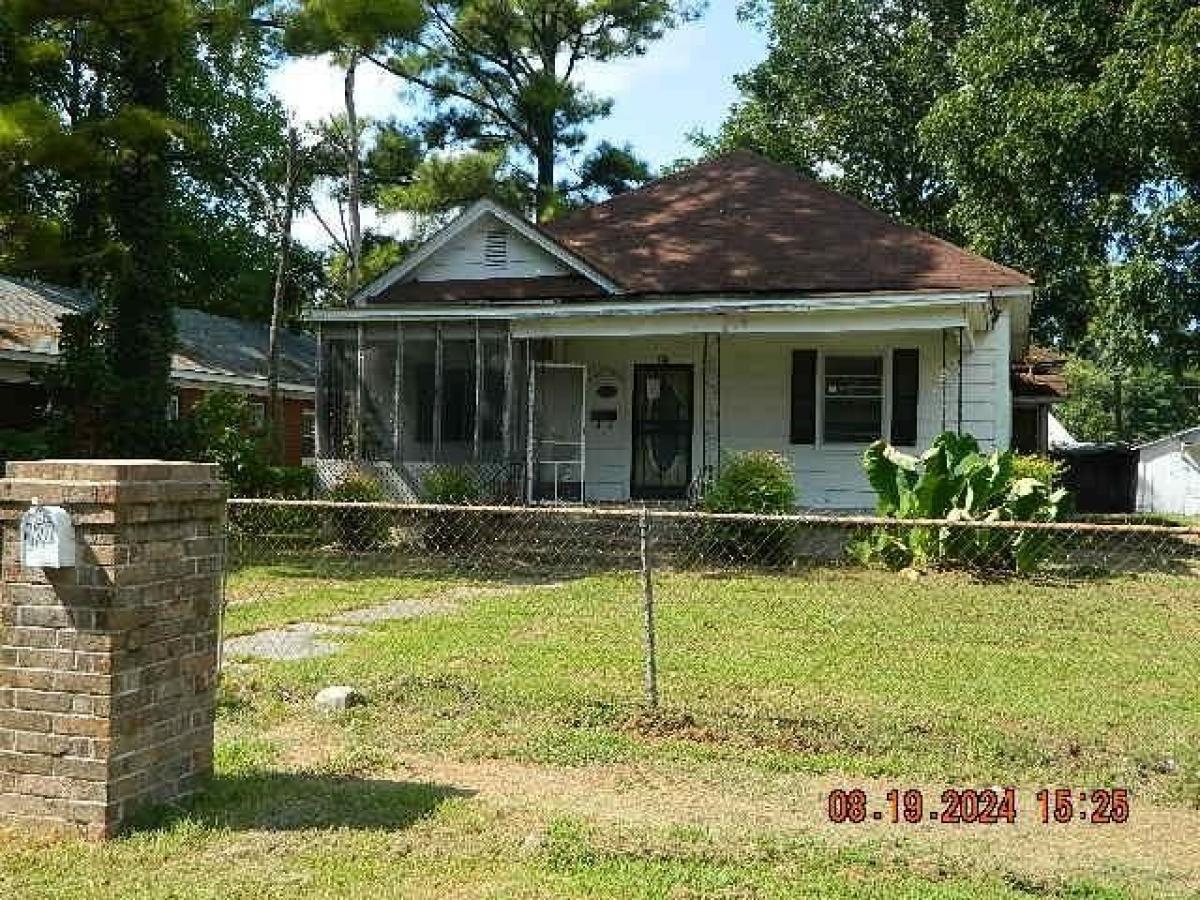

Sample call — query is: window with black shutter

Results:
[890,349,919,446]
[790,350,817,444]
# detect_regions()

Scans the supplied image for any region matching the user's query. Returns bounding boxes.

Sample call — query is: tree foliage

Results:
[367,0,695,220]
[716,0,1200,393]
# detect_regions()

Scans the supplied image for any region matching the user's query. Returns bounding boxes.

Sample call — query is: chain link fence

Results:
[223,499,1200,709]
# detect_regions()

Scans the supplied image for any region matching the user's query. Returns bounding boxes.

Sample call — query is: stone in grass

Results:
[315,685,367,713]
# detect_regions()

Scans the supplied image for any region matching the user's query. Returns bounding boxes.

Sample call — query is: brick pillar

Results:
[0,461,226,838]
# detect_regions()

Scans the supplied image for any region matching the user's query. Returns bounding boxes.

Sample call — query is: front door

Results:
[631,365,693,500]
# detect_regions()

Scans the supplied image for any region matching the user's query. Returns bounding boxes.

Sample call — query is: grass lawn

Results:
[3,563,1199,898]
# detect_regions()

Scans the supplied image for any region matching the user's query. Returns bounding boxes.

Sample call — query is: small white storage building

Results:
[1136,426,1200,516]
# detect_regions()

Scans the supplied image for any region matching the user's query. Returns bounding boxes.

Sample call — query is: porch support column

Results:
[314,323,327,458]
[525,339,535,504]
[433,323,444,462]
[392,321,403,465]
[472,320,483,462]
[354,323,365,459]
[702,332,721,479]
[957,326,965,435]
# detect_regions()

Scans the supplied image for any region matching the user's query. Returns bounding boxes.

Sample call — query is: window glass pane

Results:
[823,355,882,442]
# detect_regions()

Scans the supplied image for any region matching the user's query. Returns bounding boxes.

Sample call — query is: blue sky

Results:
[268,0,767,246]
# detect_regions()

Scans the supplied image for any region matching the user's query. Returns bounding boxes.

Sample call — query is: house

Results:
[305,151,1035,508]
[1136,426,1200,517]
[1010,348,1069,454]
[0,276,317,465]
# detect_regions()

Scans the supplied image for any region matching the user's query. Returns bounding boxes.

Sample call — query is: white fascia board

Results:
[510,306,971,339]
[306,289,996,324]
[350,199,620,304]
[170,369,315,397]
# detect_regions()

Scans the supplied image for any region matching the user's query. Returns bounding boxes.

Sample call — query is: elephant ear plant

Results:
[857,432,1069,573]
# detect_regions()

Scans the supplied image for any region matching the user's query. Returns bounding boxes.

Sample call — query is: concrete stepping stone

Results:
[224,622,364,661]
[332,597,460,625]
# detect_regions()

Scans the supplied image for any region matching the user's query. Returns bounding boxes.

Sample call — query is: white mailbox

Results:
[20,501,76,569]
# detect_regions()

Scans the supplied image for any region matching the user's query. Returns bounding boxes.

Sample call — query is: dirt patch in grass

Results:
[266,717,1200,895]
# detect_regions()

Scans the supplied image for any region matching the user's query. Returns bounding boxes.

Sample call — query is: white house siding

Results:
[409,216,571,282]
[1137,428,1200,516]
[562,326,1012,509]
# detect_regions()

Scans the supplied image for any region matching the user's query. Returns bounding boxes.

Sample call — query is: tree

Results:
[281,0,426,295]
[920,0,1199,354]
[369,0,694,220]
[4,2,311,453]
[707,0,966,237]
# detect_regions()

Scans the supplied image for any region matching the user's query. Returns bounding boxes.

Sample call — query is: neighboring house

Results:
[1137,426,1200,517]
[0,276,317,465]
[306,151,1035,508]
[1010,348,1069,454]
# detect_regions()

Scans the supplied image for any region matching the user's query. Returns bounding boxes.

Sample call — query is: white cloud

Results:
[268,55,403,127]
[574,22,705,99]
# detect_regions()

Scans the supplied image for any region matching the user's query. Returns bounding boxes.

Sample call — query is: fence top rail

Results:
[225,498,1200,536]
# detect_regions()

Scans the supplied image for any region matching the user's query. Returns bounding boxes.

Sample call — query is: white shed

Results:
[1136,425,1200,516]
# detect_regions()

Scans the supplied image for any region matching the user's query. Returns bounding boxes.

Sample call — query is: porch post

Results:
[392,321,403,465]
[354,323,365,458]
[433,323,444,461]
[702,332,721,479]
[957,326,965,435]
[525,339,535,504]
[473,319,483,462]
[314,323,327,458]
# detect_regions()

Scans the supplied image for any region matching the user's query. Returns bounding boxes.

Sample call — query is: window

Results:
[166,394,180,421]
[249,401,266,428]
[301,410,316,458]
[823,356,883,443]
[790,349,920,446]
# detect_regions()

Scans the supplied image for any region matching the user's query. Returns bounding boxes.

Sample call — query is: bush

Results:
[1011,453,1062,489]
[0,428,56,465]
[327,476,389,551]
[857,432,1069,573]
[420,465,500,552]
[701,451,797,564]
[189,391,271,494]
[422,465,482,504]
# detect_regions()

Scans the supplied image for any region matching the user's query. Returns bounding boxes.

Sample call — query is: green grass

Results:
[5,564,1199,898]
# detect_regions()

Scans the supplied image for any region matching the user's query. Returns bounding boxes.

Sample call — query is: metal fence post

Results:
[639,505,659,709]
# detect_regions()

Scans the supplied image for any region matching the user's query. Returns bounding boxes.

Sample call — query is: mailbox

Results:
[20,501,76,569]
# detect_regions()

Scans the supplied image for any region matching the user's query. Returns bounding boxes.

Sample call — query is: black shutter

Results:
[891,349,919,446]
[790,350,817,444]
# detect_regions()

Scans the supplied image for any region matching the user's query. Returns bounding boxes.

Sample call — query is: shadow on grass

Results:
[129,772,474,834]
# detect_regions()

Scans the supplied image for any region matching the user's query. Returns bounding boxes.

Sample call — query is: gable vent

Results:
[483,229,508,268]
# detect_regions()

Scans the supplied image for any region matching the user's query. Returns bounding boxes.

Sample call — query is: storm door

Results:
[631,365,693,500]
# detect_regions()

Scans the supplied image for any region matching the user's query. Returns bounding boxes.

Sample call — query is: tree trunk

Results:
[267,126,300,464]
[1113,372,1124,440]
[344,53,363,297]
[107,34,176,456]
[534,139,555,223]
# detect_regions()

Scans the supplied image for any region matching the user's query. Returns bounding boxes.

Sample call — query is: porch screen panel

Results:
[400,333,436,462]
[325,339,355,456]
[361,335,397,460]
[480,335,507,460]
[790,350,817,444]
[440,338,476,463]
[890,349,919,446]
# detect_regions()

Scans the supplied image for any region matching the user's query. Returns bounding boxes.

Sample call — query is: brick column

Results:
[0,461,226,838]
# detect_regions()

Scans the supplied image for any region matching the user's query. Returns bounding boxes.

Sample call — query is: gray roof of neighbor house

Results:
[0,276,316,390]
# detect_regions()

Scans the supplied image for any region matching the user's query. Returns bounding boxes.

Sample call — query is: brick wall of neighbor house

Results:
[176,387,313,466]
[0,460,226,838]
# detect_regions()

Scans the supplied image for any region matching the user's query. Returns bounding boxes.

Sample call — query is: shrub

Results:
[189,391,271,494]
[423,465,482,504]
[701,451,797,564]
[327,476,389,551]
[1011,453,1062,489]
[858,432,1069,573]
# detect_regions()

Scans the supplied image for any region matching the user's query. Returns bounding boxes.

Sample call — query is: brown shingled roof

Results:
[1011,348,1068,401]
[544,151,1032,296]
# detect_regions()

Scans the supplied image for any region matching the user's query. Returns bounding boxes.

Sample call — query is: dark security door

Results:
[631,365,693,500]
